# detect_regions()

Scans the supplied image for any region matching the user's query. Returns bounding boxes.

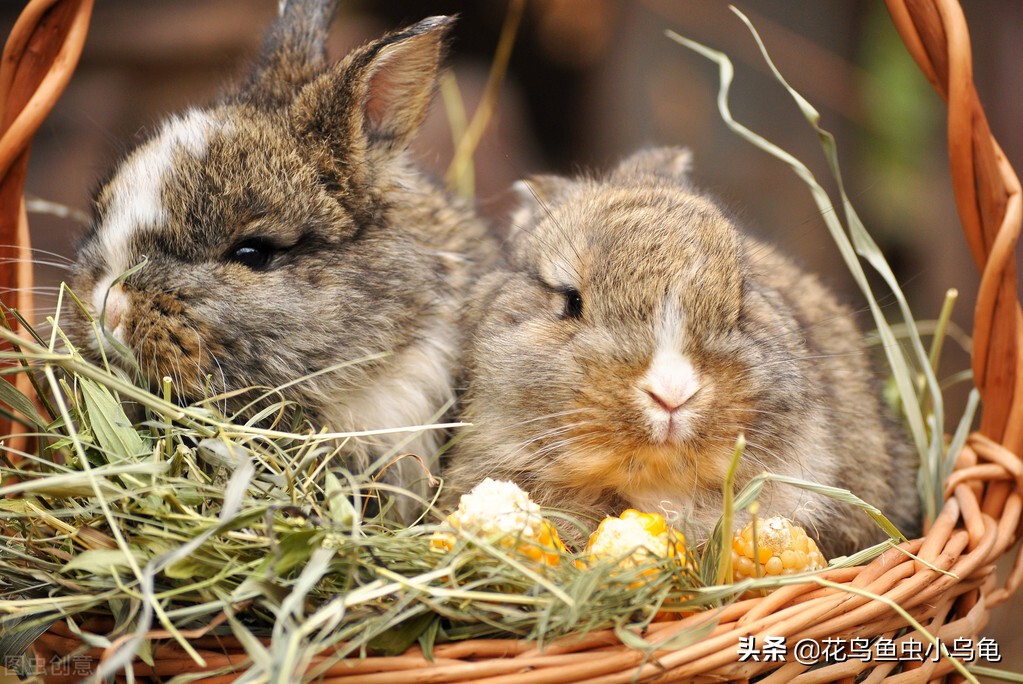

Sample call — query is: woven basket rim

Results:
[3,1,1022,682]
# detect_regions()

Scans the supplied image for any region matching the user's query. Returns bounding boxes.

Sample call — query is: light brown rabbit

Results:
[66,1,495,511]
[444,147,920,557]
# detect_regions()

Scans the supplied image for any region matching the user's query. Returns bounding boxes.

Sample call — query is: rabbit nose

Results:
[100,284,128,331]
[644,387,691,414]
[640,350,700,414]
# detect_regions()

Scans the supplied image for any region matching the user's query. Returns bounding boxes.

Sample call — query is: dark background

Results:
[4,0,1021,672]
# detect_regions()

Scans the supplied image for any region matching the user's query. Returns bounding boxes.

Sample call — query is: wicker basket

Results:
[3,0,1022,682]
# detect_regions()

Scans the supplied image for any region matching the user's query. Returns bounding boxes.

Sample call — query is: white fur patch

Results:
[654,297,685,351]
[639,298,700,441]
[98,109,221,275]
[320,319,458,469]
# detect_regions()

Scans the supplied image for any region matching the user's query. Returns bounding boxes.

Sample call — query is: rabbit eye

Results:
[562,288,583,319]
[227,239,275,270]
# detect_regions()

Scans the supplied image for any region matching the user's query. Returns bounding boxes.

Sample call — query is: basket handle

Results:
[885,0,1023,457]
[0,0,94,444]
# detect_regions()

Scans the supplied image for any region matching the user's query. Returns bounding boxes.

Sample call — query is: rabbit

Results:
[65,0,495,512]
[443,147,921,557]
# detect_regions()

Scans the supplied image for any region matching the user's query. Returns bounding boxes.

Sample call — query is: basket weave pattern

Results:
[2,0,1021,682]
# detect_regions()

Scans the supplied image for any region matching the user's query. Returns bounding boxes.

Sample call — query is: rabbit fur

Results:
[444,147,920,557]
[68,1,495,510]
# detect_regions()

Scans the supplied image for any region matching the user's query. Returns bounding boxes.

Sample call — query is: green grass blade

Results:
[0,377,47,429]
[80,378,149,462]
[666,13,947,523]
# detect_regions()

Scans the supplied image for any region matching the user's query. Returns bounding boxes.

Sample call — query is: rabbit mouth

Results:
[633,382,706,447]
[77,286,231,406]
[643,404,699,445]
[552,435,710,502]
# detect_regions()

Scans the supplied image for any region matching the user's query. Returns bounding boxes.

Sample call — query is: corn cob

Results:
[431,478,567,566]
[731,515,827,582]
[581,509,687,577]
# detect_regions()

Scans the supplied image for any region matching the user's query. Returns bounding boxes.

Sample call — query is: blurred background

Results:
[3,0,1021,675]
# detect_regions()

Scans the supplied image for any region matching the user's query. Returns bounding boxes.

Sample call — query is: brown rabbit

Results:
[66,1,495,512]
[444,147,920,557]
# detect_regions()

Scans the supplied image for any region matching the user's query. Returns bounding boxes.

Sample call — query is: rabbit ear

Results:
[239,0,341,108]
[508,176,572,242]
[612,147,693,182]
[358,16,453,148]
[291,16,454,159]
[511,175,571,211]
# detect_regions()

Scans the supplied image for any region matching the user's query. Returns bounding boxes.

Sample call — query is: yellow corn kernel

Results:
[431,478,567,566]
[731,515,827,585]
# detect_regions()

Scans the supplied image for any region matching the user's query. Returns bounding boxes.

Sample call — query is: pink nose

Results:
[643,385,695,414]
[101,285,128,331]
[639,349,700,415]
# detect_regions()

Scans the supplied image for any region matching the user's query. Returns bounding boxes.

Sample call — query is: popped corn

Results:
[431,478,567,566]
[581,509,687,576]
